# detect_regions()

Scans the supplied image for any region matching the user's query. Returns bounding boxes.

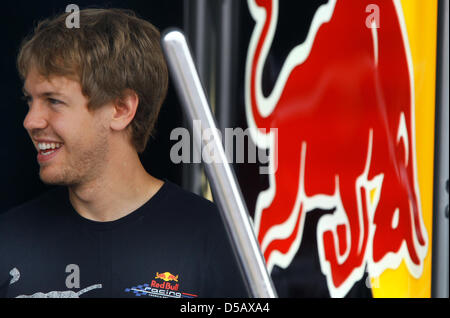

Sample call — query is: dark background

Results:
[0,0,184,214]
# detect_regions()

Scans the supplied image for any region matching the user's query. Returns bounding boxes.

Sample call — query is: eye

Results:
[48,98,64,106]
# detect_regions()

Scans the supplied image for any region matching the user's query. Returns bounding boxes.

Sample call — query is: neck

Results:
[68,147,163,222]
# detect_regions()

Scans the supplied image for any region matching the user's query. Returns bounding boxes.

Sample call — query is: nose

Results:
[23,102,48,132]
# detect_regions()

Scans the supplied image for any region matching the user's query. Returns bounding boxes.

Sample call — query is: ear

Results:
[110,89,139,132]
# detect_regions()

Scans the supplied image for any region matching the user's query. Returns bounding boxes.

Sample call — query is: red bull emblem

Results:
[155,272,179,282]
[245,0,428,297]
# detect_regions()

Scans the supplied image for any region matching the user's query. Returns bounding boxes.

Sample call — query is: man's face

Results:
[23,68,111,186]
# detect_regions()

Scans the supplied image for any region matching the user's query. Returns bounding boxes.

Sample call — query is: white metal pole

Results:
[161,29,278,298]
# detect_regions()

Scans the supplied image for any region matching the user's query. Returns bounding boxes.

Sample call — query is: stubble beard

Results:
[39,132,109,187]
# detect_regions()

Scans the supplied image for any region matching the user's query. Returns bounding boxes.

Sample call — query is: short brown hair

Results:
[17,8,168,153]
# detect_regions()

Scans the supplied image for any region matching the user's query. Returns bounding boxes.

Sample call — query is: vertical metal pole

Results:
[216,0,240,132]
[182,0,210,195]
[432,0,449,299]
[161,30,278,298]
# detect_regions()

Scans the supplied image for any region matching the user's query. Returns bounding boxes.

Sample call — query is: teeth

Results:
[42,149,56,155]
[38,142,62,151]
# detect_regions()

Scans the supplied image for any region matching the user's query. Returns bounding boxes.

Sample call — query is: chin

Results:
[40,174,68,186]
[39,167,72,186]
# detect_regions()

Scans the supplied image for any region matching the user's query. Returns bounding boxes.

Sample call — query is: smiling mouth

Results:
[37,142,63,162]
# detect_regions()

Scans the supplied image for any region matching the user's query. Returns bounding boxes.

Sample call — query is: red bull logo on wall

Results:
[245,0,430,297]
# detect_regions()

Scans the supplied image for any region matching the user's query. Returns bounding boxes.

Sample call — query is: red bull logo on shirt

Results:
[245,0,428,297]
[124,272,198,298]
[155,271,179,282]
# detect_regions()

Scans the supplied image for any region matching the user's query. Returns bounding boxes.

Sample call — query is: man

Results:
[0,8,248,298]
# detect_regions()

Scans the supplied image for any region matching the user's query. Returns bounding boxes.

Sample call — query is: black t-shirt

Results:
[0,180,249,298]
